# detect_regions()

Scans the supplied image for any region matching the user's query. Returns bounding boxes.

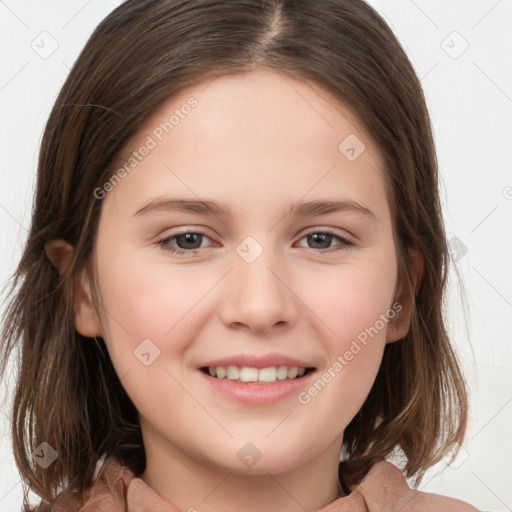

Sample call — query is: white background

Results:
[0,1,511,511]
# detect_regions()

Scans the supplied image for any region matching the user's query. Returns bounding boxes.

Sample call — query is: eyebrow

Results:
[132,197,376,219]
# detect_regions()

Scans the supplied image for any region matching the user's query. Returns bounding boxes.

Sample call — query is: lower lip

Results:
[198,369,316,406]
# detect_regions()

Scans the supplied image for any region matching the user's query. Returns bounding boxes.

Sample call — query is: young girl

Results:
[0,0,480,510]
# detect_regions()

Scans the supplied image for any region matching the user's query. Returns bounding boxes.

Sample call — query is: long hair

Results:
[0,0,468,508]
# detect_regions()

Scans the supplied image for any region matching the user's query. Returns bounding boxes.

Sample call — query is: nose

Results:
[218,244,298,335]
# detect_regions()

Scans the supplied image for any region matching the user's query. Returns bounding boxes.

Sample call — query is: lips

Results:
[197,358,317,405]
[199,353,316,383]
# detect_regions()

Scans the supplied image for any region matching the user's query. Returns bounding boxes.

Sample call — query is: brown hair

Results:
[0,0,468,508]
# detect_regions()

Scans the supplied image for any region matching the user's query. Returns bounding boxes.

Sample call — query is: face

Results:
[76,69,408,474]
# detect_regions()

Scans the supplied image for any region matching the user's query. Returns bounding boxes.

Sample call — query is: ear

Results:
[45,239,102,338]
[386,248,424,343]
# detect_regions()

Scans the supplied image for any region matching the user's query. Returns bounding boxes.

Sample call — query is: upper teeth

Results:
[208,365,307,382]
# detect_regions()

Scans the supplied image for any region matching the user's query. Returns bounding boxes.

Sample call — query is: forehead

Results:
[102,68,389,222]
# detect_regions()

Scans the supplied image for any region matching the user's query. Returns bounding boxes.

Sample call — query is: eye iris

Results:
[308,233,331,249]
[177,233,202,250]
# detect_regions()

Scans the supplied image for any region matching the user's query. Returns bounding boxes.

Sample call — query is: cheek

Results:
[294,251,397,407]
[93,247,205,420]
[299,253,397,347]
[93,234,206,369]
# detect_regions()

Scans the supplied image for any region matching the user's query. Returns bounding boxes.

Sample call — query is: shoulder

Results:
[47,456,181,512]
[402,489,481,512]
[354,460,480,511]
[46,455,131,512]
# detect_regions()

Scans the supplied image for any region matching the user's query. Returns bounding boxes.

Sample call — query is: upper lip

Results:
[200,353,316,369]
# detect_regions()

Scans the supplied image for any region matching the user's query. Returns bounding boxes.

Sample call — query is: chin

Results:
[197,438,315,475]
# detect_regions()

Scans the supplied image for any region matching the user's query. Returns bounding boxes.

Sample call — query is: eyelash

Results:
[156,228,355,256]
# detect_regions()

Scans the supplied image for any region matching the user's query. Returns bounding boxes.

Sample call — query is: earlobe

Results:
[45,239,102,338]
[73,265,103,338]
[385,299,412,343]
[386,248,424,344]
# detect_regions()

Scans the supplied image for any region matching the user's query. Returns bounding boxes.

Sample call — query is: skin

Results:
[46,68,422,512]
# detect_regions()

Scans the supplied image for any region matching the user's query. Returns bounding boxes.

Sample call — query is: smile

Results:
[201,365,315,383]
[198,364,317,405]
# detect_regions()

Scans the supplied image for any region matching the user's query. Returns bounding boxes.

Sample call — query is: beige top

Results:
[51,456,480,511]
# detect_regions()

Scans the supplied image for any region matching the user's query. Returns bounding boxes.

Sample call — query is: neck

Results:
[140,431,345,512]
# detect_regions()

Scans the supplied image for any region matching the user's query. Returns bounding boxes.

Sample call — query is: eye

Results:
[157,229,215,255]
[156,228,354,256]
[295,229,354,252]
